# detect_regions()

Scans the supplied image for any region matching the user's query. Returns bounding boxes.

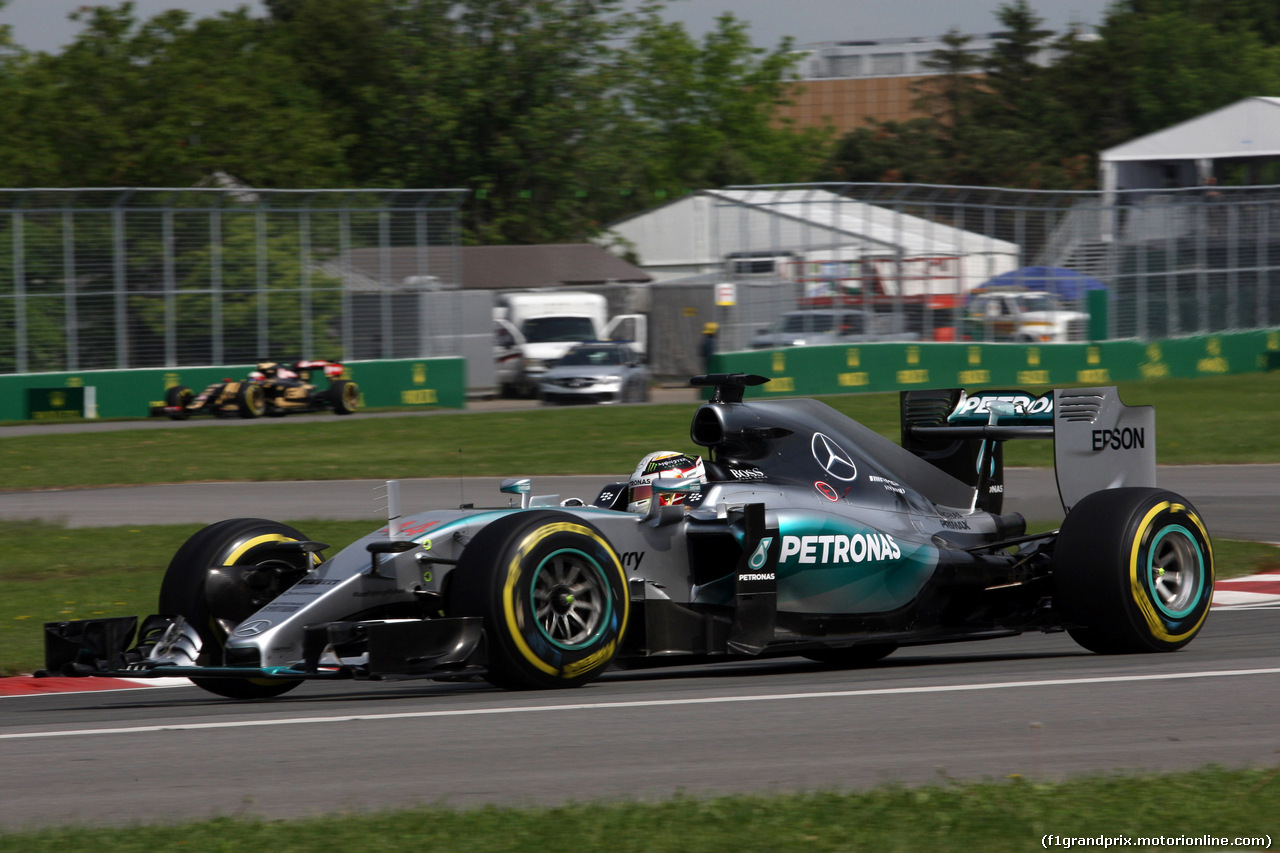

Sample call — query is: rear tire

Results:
[450,511,629,690]
[1054,488,1213,654]
[160,518,318,699]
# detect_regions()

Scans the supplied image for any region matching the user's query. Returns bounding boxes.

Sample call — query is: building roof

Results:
[603,188,1019,270]
[1101,97,1280,162]
[458,244,651,289]
[325,243,651,291]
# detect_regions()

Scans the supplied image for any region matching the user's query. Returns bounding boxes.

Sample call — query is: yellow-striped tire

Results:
[330,379,359,414]
[1053,488,1214,653]
[160,518,318,699]
[165,385,193,420]
[449,511,629,690]
[235,382,266,418]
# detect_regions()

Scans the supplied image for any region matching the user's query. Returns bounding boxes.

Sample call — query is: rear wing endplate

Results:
[1051,387,1155,513]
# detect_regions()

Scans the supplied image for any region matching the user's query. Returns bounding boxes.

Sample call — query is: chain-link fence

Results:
[7,183,1280,382]
[0,188,466,375]
[638,184,1280,377]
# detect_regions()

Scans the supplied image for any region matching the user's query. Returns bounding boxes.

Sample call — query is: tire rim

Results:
[1147,524,1204,618]
[207,555,308,638]
[531,549,610,650]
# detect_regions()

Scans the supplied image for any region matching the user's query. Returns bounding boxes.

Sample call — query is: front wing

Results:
[39,613,487,684]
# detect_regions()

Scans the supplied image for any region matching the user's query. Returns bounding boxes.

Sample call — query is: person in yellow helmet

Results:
[700,321,719,372]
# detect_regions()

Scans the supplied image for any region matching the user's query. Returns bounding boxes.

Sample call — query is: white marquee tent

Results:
[1100,96,1280,194]
[600,188,1019,293]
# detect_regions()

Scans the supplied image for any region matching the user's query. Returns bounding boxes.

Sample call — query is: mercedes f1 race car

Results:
[152,360,359,419]
[44,374,1213,699]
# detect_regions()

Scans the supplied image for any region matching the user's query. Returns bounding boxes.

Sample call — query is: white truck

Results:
[963,289,1090,343]
[494,291,646,397]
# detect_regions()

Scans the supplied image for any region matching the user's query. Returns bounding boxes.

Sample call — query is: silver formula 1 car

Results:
[41,374,1214,699]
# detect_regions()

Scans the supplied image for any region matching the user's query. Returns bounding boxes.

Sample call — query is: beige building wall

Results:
[778,76,938,135]
[778,31,1060,135]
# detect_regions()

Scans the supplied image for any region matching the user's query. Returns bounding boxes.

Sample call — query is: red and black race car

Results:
[153,360,359,420]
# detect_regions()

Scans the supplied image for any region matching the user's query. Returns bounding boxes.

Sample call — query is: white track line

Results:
[3,667,1279,742]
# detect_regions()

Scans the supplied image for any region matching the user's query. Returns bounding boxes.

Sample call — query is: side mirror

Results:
[500,477,532,509]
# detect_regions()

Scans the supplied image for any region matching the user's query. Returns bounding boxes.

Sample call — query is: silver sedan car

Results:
[538,342,650,405]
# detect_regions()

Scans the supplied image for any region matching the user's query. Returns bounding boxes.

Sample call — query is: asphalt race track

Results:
[2,612,1278,829]
[2,404,1279,830]
[2,466,1278,542]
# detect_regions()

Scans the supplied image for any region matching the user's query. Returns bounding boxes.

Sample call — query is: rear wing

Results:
[902,387,1155,515]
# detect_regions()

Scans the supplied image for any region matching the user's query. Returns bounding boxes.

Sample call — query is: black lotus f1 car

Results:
[47,374,1213,699]
[152,360,359,420]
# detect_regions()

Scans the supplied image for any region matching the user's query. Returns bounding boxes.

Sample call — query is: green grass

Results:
[4,373,1280,490]
[0,406,691,489]
[1,767,1277,850]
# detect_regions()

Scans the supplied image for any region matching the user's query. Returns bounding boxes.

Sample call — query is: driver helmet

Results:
[627,451,706,513]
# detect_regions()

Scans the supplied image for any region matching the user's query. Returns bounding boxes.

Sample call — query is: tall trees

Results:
[619,12,830,198]
[3,0,1280,228]
[0,4,349,187]
[358,0,640,243]
[1056,4,1280,152]
[0,1,828,242]
[317,1,827,242]
[820,0,1280,190]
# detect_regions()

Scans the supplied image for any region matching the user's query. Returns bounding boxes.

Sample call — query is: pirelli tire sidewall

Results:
[1054,487,1214,653]
[235,382,266,418]
[451,511,629,690]
[330,378,359,415]
[159,518,316,699]
[164,385,193,419]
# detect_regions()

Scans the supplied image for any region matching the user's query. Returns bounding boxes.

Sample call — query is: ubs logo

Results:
[810,432,858,482]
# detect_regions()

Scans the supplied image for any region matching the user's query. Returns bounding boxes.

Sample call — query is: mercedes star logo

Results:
[810,432,858,482]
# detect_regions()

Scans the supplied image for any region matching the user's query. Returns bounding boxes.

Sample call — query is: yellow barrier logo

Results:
[401,389,438,405]
[1196,337,1229,373]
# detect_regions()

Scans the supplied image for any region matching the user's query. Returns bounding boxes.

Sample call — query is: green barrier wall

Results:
[25,386,94,421]
[0,358,466,421]
[709,329,1280,398]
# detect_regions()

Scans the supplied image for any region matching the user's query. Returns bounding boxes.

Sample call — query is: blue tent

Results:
[973,266,1108,303]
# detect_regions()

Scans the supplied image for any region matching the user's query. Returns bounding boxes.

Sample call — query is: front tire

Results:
[329,379,359,414]
[450,511,629,690]
[165,385,193,420]
[1054,488,1213,654]
[160,518,319,699]
[235,383,266,418]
